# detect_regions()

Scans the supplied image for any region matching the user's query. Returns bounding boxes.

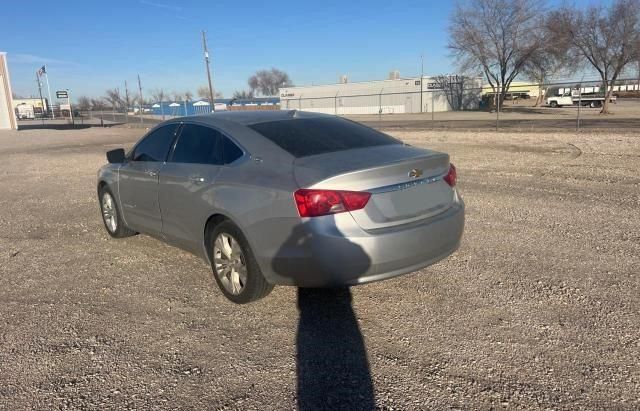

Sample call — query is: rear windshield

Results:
[248,117,400,158]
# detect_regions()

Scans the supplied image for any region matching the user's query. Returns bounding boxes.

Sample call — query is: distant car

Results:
[97,111,465,303]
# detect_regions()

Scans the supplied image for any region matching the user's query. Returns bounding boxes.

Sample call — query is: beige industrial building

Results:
[0,52,17,130]
[279,73,481,115]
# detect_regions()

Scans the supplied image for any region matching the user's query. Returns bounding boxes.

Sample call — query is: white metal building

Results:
[279,75,480,115]
[0,52,17,130]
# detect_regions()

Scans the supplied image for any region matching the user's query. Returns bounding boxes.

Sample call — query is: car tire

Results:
[210,220,274,304]
[550,101,558,108]
[98,186,137,238]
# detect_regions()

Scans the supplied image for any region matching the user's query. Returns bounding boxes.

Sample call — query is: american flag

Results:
[37,65,46,76]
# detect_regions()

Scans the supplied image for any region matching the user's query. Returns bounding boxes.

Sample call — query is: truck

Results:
[15,103,35,120]
[545,86,616,108]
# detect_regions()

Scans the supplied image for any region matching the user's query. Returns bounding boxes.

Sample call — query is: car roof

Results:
[153,110,338,163]
[182,110,333,126]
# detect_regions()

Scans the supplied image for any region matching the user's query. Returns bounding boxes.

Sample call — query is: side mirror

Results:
[106,148,126,164]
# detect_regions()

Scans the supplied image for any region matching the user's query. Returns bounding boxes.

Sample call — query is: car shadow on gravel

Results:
[271,218,376,409]
[296,287,375,410]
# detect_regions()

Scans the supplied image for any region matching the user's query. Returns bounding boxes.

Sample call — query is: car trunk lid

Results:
[294,145,454,230]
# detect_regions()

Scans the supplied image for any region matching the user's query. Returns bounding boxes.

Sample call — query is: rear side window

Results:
[132,124,178,162]
[223,137,243,164]
[171,124,223,165]
[248,117,400,158]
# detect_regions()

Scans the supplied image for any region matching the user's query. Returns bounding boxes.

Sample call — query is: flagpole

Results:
[36,71,45,123]
[44,67,55,119]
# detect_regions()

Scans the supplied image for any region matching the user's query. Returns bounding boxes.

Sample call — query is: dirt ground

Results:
[0,125,638,410]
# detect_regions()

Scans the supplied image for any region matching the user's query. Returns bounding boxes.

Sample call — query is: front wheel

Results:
[550,101,558,108]
[210,221,273,304]
[99,186,137,238]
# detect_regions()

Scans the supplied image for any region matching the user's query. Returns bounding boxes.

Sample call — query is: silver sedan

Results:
[97,111,464,303]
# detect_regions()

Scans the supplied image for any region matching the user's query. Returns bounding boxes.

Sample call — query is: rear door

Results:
[158,123,226,251]
[118,123,178,234]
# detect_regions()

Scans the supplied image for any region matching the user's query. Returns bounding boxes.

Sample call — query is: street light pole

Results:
[137,74,144,125]
[124,80,130,125]
[420,54,424,113]
[202,30,215,112]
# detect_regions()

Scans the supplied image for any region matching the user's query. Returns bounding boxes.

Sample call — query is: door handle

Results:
[189,176,206,184]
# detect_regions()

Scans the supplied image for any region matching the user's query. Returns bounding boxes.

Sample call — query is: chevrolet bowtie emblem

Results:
[408,168,423,178]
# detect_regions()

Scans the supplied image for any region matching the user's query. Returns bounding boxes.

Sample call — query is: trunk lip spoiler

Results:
[368,173,444,194]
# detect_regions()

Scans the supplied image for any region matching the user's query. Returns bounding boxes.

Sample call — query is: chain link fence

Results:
[16,77,640,131]
[279,77,640,131]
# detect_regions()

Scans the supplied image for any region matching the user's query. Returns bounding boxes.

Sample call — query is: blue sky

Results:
[3,0,613,99]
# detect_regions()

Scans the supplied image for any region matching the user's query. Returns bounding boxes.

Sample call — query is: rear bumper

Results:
[259,200,464,287]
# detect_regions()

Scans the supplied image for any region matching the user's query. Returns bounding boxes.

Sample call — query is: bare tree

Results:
[197,85,223,100]
[522,43,567,106]
[123,90,136,113]
[151,89,167,103]
[248,68,292,96]
[90,98,108,110]
[197,85,209,100]
[104,88,123,111]
[432,75,479,110]
[184,91,194,101]
[151,89,167,119]
[232,90,254,99]
[76,96,92,111]
[548,0,640,113]
[448,0,545,107]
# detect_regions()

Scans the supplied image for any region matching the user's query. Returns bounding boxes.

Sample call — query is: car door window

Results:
[131,124,178,162]
[170,124,223,165]
[222,137,244,164]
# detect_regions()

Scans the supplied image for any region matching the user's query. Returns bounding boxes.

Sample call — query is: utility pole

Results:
[420,54,424,113]
[35,72,45,124]
[202,30,215,112]
[137,74,144,125]
[43,66,54,118]
[431,88,434,129]
[67,89,74,125]
[576,74,585,132]
[124,80,130,124]
[496,83,500,131]
[637,59,640,92]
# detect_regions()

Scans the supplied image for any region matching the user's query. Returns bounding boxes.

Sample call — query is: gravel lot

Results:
[0,126,638,409]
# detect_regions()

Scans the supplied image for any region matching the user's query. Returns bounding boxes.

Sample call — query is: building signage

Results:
[56,90,68,99]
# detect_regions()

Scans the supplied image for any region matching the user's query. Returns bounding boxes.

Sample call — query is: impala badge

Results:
[408,168,423,178]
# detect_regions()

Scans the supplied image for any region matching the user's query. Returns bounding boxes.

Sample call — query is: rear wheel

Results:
[99,186,137,238]
[550,101,559,108]
[210,220,273,304]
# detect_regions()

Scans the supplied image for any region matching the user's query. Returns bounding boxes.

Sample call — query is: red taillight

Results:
[294,189,371,217]
[443,164,457,187]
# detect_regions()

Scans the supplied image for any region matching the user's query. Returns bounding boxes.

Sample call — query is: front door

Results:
[158,123,224,251]
[118,123,179,235]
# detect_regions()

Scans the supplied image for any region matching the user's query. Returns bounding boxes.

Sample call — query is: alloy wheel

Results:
[213,233,247,295]
[102,192,117,233]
